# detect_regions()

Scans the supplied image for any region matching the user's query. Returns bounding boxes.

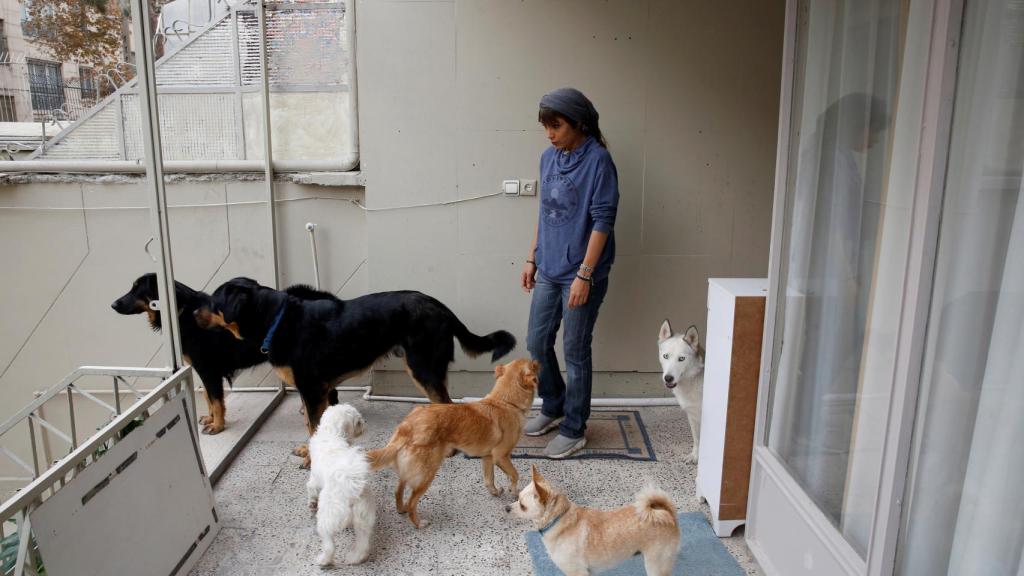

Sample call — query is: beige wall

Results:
[0,0,781,495]
[0,0,784,425]
[358,0,785,395]
[0,180,366,487]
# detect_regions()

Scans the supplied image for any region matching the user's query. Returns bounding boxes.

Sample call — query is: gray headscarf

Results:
[539,87,599,133]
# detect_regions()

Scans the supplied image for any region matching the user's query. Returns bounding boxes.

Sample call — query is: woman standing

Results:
[521,87,619,459]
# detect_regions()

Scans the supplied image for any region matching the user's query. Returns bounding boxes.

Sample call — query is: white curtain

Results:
[897,0,1024,573]
[947,182,1024,575]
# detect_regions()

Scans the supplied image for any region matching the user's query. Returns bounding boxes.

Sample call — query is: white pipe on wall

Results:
[305,222,321,289]
[0,160,360,173]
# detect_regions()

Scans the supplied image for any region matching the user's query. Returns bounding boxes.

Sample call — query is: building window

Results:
[27,59,64,119]
[79,66,97,103]
[20,2,36,38]
[0,94,16,121]
[0,19,10,63]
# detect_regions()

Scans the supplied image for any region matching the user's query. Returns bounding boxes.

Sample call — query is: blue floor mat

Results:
[524,512,744,575]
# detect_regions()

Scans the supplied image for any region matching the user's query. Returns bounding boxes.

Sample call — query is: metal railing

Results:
[0,61,105,124]
[0,365,193,576]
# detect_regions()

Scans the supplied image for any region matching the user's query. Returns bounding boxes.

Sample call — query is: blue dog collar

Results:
[538,511,566,536]
[260,302,287,354]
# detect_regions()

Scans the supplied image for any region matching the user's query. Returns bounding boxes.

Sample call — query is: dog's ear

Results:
[532,466,550,504]
[531,464,548,487]
[494,364,506,377]
[530,360,540,373]
[659,319,673,342]
[535,481,550,504]
[684,325,700,348]
[518,368,538,391]
[221,291,249,323]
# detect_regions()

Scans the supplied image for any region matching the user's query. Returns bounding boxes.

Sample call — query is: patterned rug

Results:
[487,409,657,461]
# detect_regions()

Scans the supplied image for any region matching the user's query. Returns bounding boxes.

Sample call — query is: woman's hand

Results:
[568,276,591,309]
[521,261,537,292]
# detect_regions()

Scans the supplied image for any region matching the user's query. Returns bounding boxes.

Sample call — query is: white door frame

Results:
[745,0,965,574]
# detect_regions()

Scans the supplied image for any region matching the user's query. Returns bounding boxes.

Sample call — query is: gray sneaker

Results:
[543,434,587,459]
[524,414,563,437]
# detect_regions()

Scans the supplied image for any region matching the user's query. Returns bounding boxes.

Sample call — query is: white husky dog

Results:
[657,320,704,463]
[307,403,376,566]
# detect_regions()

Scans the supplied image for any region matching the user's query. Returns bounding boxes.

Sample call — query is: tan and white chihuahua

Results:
[507,465,680,576]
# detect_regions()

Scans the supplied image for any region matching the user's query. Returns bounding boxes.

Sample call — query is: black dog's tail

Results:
[453,321,516,362]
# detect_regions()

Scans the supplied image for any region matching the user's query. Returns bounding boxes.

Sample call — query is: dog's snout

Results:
[193,309,201,318]
[663,374,674,384]
[111,301,118,310]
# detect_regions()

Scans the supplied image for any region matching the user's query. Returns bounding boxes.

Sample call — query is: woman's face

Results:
[543,116,585,151]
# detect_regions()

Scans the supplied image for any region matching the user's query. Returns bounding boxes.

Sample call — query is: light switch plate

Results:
[503,179,520,196]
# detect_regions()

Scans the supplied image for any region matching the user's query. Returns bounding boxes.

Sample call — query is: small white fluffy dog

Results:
[306,403,376,566]
[657,320,705,463]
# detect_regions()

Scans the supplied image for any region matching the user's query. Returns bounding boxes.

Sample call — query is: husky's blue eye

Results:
[662,354,669,359]
[678,357,685,362]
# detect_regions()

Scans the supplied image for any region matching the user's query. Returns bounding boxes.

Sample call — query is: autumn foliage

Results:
[21,0,128,70]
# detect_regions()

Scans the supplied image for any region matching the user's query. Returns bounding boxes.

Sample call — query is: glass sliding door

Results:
[765,0,910,557]
[896,0,1024,574]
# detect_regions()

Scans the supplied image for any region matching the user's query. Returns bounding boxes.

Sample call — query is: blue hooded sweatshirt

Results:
[536,136,619,284]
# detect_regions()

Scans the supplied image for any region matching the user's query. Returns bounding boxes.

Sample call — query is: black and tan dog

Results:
[112,273,338,434]
[194,277,517,466]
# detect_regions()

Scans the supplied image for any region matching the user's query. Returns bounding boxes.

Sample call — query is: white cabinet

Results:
[696,278,767,537]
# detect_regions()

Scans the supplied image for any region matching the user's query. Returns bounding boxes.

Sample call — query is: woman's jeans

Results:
[526,274,609,439]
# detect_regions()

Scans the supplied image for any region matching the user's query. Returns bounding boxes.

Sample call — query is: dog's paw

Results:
[202,422,225,435]
[315,552,333,567]
[413,518,430,529]
[685,452,698,464]
[299,457,311,470]
[488,485,504,497]
[292,444,309,458]
[344,551,368,565]
[199,415,212,425]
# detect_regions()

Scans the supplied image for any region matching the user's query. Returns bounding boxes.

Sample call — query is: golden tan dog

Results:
[367,358,539,528]
[508,465,681,576]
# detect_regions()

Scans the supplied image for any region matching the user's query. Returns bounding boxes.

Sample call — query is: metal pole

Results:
[66,388,77,450]
[257,0,279,287]
[26,418,39,479]
[130,0,183,369]
[305,222,320,289]
[15,510,36,576]
[35,403,52,474]
[113,376,122,414]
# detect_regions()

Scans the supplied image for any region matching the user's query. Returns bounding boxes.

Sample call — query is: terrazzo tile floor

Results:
[189,391,762,576]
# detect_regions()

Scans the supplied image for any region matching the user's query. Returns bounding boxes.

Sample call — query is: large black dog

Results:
[194,277,516,463]
[112,273,338,434]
